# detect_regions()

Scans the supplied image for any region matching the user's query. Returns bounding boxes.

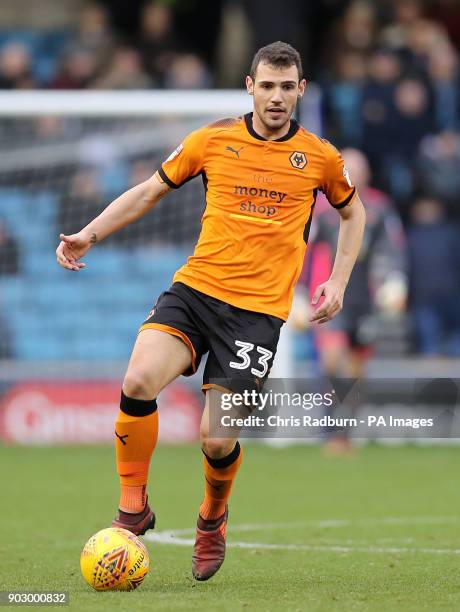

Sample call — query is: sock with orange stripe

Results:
[199,442,243,523]
[115,391,158,514]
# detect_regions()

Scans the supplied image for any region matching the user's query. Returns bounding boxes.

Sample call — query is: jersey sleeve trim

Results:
[158,166,179,189]
[330,186,356,209]
[159,166,204,189]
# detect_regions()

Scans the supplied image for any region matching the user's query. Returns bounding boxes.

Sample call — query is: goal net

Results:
[0,89,321,444]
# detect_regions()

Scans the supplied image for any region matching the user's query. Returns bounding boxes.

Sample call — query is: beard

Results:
[256,107,292,134]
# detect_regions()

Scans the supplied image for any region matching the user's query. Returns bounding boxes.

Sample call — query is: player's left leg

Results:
[192,388,242,581]
[318,316,371,456]
[169,285,281,579]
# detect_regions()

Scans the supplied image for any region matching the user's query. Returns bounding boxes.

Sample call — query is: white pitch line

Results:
[144,516,460,556]
[144,531,460,556]
[153,516,460,537]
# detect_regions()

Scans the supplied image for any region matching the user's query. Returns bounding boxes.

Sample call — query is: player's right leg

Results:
[112,328,193,534]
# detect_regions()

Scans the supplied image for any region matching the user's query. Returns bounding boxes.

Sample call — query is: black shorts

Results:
[323,309,372,348]
[140,282,283,393]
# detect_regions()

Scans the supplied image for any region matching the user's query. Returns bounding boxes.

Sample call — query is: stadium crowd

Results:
[0,0,460,359]
[2,0,460,214]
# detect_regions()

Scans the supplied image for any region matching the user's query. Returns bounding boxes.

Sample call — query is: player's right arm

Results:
[56,126,207,271]
[56,172,169,271]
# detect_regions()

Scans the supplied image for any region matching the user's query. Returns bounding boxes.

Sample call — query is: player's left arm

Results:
[310,193,366,324]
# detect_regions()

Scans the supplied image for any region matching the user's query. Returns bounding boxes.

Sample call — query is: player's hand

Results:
[309,279,345,324]
[55,231,93,271]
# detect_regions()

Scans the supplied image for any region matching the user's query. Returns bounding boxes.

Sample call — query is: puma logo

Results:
[226,145,244,158]
[115,430,129,445]
[205,476,224,491]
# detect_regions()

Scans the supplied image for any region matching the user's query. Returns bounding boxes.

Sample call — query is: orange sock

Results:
[199,442,243,520]
[115,392,158,513]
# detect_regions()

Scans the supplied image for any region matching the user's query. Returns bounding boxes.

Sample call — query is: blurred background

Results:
[0,0,459,446]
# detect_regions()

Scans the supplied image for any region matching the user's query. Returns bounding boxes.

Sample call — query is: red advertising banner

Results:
[0,381,201,445]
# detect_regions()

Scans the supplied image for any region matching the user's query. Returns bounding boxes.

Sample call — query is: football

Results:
[80,527,150,591]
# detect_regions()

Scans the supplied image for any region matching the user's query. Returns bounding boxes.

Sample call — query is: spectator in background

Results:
[0,43,36,89]
[243,0,306,62]
[49,48,98,89]
[408,197,460,356]
[427,42,459,131]
[309,148,407,379]
[380,0,423,52]
[138,1,177,87]
[385,76,433,205]
[426,0,460,48]
[322,52,366,147]
[404,18,450,75]
[323,0,376,68]
[380,1,451,77]
[415,130,460,217]
[164,54,211,89]
[70,1,115,74]
[91,47,152,89]
[0,220,19,275]
[360,49,401,183]
[294,148,406,454]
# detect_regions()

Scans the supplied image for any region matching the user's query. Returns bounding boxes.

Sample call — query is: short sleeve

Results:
[321,141,356,209]
[158,127,207,189]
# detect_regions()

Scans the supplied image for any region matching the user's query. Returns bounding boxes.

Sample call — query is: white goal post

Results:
[0,87,321,118]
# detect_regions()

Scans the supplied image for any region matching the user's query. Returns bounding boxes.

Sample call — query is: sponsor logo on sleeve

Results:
[343,165,353,188]
[165,143,183,163]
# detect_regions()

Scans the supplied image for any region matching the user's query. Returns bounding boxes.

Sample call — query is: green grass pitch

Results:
[1,443,460,611]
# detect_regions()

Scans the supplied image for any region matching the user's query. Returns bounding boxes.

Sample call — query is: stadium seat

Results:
[128,247,188,280]
[12,327,63,361]
[0,277,28,313]
[78,249,125,277]
[0,190,57,254]
[23,253,62,278]
[72,333,131,361]
[37,28,71,57]
[34,280,85,310]
[33,55,57,84]
[0,30,41,53]
[32,192,57,223]
[0,189,30,230]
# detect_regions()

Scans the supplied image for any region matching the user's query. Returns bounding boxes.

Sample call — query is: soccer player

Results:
[306,148,406,454]
[311,149,406,370]
[56,41,366,581]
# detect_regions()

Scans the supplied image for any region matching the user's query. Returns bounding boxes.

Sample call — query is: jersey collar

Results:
[244,112,299,142]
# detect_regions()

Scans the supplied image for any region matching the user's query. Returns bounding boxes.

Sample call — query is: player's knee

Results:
[201,437,235,459]
[122,369,157,400]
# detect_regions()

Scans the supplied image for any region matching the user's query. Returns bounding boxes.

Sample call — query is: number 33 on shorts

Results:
[229,340,273,377]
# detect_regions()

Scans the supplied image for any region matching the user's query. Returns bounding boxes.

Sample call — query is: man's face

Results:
[246,62,306,134]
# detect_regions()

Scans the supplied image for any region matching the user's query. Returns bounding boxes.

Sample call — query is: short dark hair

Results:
[250,41,303,81]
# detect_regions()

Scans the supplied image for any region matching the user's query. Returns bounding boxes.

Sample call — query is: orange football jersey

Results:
[159,113,356,320]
